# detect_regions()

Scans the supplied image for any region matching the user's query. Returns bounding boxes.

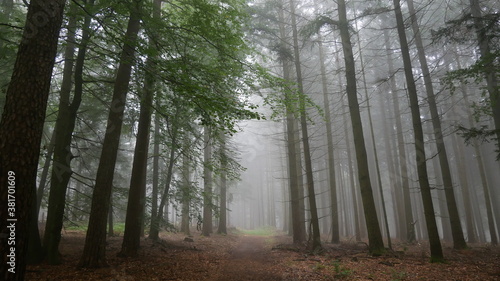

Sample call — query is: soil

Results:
[26,229,500,280]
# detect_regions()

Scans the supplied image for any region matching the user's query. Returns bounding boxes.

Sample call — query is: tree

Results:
[383,25,416,243]
[0,0,66,279]
[119,0,161,257]
[78,0,142,267]
[407,0,467,250]
[43,0,95,264]
[289,0,321,251]
[392,0,443,262]
[217,134,228,235]
[202,126,214,236]
[337,0,385,255]
[317,38,339,244]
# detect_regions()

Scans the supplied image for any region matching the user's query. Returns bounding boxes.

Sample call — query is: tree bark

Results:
[78,1,142,268]
[393,0,443,262]
[277,2,305,243]
[289,0,321,251]
[217,134,228,235]
[337,0,385,255]
[383,25,416,243]
[119,0,160,256]
[43,0,94,264]
[202,126,213,236]
[0,0,66,279]
[407,0,467,249]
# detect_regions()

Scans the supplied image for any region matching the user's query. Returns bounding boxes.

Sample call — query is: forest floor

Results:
[26,228,500,280]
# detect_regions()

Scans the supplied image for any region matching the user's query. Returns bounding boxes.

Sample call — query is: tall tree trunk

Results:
[383,26,416,243]
[353,18,392,249]
[149,112,161,239]
[289,0,321,251]
[277,2,304,243]
[149,125,178,239]
[217,134,228,234]
[202,126,213,236]
[317,38,339,244]
[393,0,443,262]
[337,0,385,255]
[43,0,93,264]
[0,0,66,279]
[335,46,361,242]
[78,1,142,268]
[407,0,467,250]
[180,151,191,236]
[36,129,56,216]
[119,0,160,257]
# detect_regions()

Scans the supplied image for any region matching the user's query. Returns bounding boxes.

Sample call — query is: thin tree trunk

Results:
[218,134,228,234]
[119,0,160,256]
[383,26,416,243]
[407,0,467,249]
[149,112,161,239]
[337,0,385,255]
[202,126,213,236]
[393,0,443,262]
[43,1,85,264]
[78,1,142,268]
[0,0,66,278]
[37,129,56,216]
[353,19,391,249]
[289,0,321,251]
[181,152,191,236]
[317,38,339,244]
[277,2,304,243]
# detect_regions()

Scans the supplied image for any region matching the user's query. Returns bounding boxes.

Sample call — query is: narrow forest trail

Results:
[212,235,282,280]
[25,230,500,280]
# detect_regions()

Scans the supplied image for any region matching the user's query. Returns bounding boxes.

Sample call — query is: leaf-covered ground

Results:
[26,229,500,280]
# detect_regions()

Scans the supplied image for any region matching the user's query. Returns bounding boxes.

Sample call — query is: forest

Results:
[0,0,499,280]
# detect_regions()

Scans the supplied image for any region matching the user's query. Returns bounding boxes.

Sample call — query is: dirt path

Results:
[213,235,281,281]
[25,230,500,280]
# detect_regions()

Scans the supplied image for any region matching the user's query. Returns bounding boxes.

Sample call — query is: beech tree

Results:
[79,0,142,267]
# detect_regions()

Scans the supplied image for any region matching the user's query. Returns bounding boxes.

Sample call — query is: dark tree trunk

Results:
[43,0,92,264]
[383,26,416,243]
[337,0,385,255]
[36,129,56,216]
[0,0,66,279]
[119,0,160,255]
[289,0,321,251]
[202,126,213,236]
[217,134,228,235]
[78,1,141,268]
[149,112,161,239]
[149,126,178,239]
[393,0,443,262]
[277,1,304,243]
[407,0,467,250]
[317,38,339,244]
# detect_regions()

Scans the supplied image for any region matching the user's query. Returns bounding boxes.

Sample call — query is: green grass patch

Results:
[65,222,126,235]
[238,226,279,236]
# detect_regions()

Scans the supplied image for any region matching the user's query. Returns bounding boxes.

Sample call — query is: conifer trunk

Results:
[393,0,443,262]
[337,0,385,255]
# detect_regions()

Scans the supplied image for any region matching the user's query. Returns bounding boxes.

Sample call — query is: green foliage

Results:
[390,269,407,281]
[238,226,278,236]
[442,51,500,158]
[330,260,352,279]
